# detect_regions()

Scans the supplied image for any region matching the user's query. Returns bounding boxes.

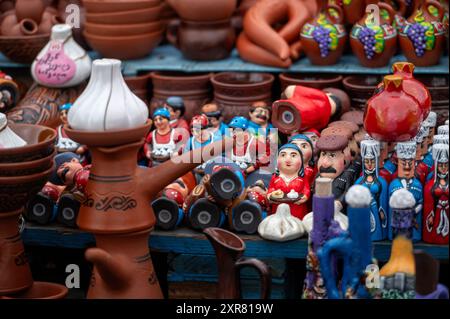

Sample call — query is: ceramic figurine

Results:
[0,113,26,148]
[288,134,316,184]
[31,24,91,88]
[247,101,274,138]
[364,75,423,142]
[321,126,354,166]
[204,227,271,299]
[302,177,345,299]
[272,85,350,135]
[144,108,185,167]
[318,185,374,299]
[379,235,416,299]
[415,251,449,299]
[267,143,311,220]
[0,71,20,113]
[350,3,398,67]
[355,140,389,241]
[388,141,423,241]
[164,96,190,133]
[425,111,438,151]
[302,128,321,162]
[301,0,347,65]
[437,124,449,135]
[201,102,230,141]
[423,143,449,244]
[258,203,305,241]
[399,0,446,66]
[389,188,417,239]
[380,142,398,183]
[55,103,86,157]
[413,125,432,184]
[340,110,365,134]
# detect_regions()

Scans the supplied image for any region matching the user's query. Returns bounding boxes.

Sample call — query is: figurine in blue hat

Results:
[201,102,230,141]
[164,96,190,134]
[56,103,86,156]
[144,107,186,166]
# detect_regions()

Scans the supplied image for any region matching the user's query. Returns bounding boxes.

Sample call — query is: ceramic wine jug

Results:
[399,0,446,66]
[301,0,347,65]
[350,2,398,67]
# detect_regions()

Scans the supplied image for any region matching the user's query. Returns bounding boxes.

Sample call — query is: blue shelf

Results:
[2,45,448,76]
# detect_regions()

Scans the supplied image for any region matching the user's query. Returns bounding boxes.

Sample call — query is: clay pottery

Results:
[7,82,85,128]
[204,227,271,299]
[350,2,398,67]
[343,75,383,110]
[57,0,89,50]
[384,0,409,31]
[150,72,212,121]
[84,21,162,37]
[167,19,236,61]
[0,1,15,14]
[85,5,162,24]
[301,2,347,65]
[0,148,56,176]
[342,0,367,24]
[0,74,20,113]
[399,0,446,66]
[15,0,45,24]
[83,30,163,60]
[125,73,151,103]
[37,8,63,34]
[0,11,39,36]
[364,75,423,142]
[167,0,237,22]
[82,0,162,13]
[0,34,50,63]
[279,73,343,91]
[211,72,274,121]
[1,281,68,299]
[416,74,449,125]
[0,123,56,163]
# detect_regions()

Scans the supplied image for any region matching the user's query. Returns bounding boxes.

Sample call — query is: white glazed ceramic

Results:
[31,24,92,88]
[68,58,148,131]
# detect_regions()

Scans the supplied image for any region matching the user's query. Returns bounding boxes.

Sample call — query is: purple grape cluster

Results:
[357,27,376,60]
[406,23,427,57]
[312,26,332,58]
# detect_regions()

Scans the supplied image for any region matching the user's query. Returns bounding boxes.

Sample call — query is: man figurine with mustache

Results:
[247,101,274,139]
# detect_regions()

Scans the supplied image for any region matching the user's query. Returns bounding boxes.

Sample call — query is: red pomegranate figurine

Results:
[364,74,423,142]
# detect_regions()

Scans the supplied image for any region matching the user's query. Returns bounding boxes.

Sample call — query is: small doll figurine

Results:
[355,140,389,241]
[424,112,438,152]
[389,141,423,242]
[247,101,274,138]
[437,125,449,136]
[51,152,90,194]
[201,102,229,141]
[411,125,431,185]
[302,128,321,161]
[267,143,311,220]
[423,144,449,244]
[288,134,316,187]
[144,108,186,167]
[164,96,190,133]
[0,70,19,113]
[56,103,87,157]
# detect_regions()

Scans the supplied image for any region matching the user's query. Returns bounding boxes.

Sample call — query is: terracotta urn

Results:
[364,75,423,142]
[399,0,446,66]
[149,72,212,121]
[301,1,347,65]
[279,73,343,91]
[211,72,274,121]
[350,2,398,67]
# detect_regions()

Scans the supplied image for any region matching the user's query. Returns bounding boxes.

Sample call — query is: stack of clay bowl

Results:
[0,123,68,299]
[342,75,383,110]
[0,0,62,63]
[83,0,164,59]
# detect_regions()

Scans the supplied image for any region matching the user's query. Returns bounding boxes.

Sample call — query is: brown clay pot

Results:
[399,0,446,66]
[37,8,63,34]
[83,30,163,60]
[85,5,162,24]
[82,0,161,13]
[279,73,343,91]
[416,74,449,125]
[167,19,236,61]
[204,227,271,299]
[342,0,367,24]
[15,0,45,24]
[1,281,68,299]
[84,21,162,37]
[350,2,398,67]
[167,0,237,22]
[211,72,274,121]
[0,123,56,163]
[342,75,383,110]
[0,148,55,176]
[125,73,152,104]
[0,33,50,63]
[150,72,212,121]
[7,83,85,129]
[0,0,15,14]
[0,11,39,36]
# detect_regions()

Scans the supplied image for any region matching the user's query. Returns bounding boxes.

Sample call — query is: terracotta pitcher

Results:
[341,0,367,24]
[399,0,446,66]
[350,2,398,67]
[204,227,271,299]
[301,0,347,65]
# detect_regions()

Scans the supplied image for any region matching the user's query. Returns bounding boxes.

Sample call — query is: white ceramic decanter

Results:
[31,24,91,88]
[68,58,148,131]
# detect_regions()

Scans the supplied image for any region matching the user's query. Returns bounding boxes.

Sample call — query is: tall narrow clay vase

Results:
[204,227,271,299]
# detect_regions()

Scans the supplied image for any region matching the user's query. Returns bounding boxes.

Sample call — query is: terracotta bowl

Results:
[84,20,162,37]
[342,75,383,110]
[82,0,161,13]
[0,148,56,177]
[416,75,449,107]
[169,0,237,22]
[279,73,343,91]
[0,34,50,64]
[0,165,54,213]
[85,5,162,24]
[83,30,163,59]
[0,124,56,163]
[1,281,68,299]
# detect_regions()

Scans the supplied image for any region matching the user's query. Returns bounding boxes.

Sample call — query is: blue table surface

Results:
[1,45,449,76]
[22,224,449,262]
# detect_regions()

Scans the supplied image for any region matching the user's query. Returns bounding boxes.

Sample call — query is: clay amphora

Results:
[341,0,367,24]
[350,2,398,67]
[204,227,271,299]
[399,0,446,66]
[15,0,45,24]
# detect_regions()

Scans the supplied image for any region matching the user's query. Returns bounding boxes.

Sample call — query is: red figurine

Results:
[164,96,190,133]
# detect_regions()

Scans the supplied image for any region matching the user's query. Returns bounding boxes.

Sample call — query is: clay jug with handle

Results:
[15,0,45,24]
[0,10,39,36]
